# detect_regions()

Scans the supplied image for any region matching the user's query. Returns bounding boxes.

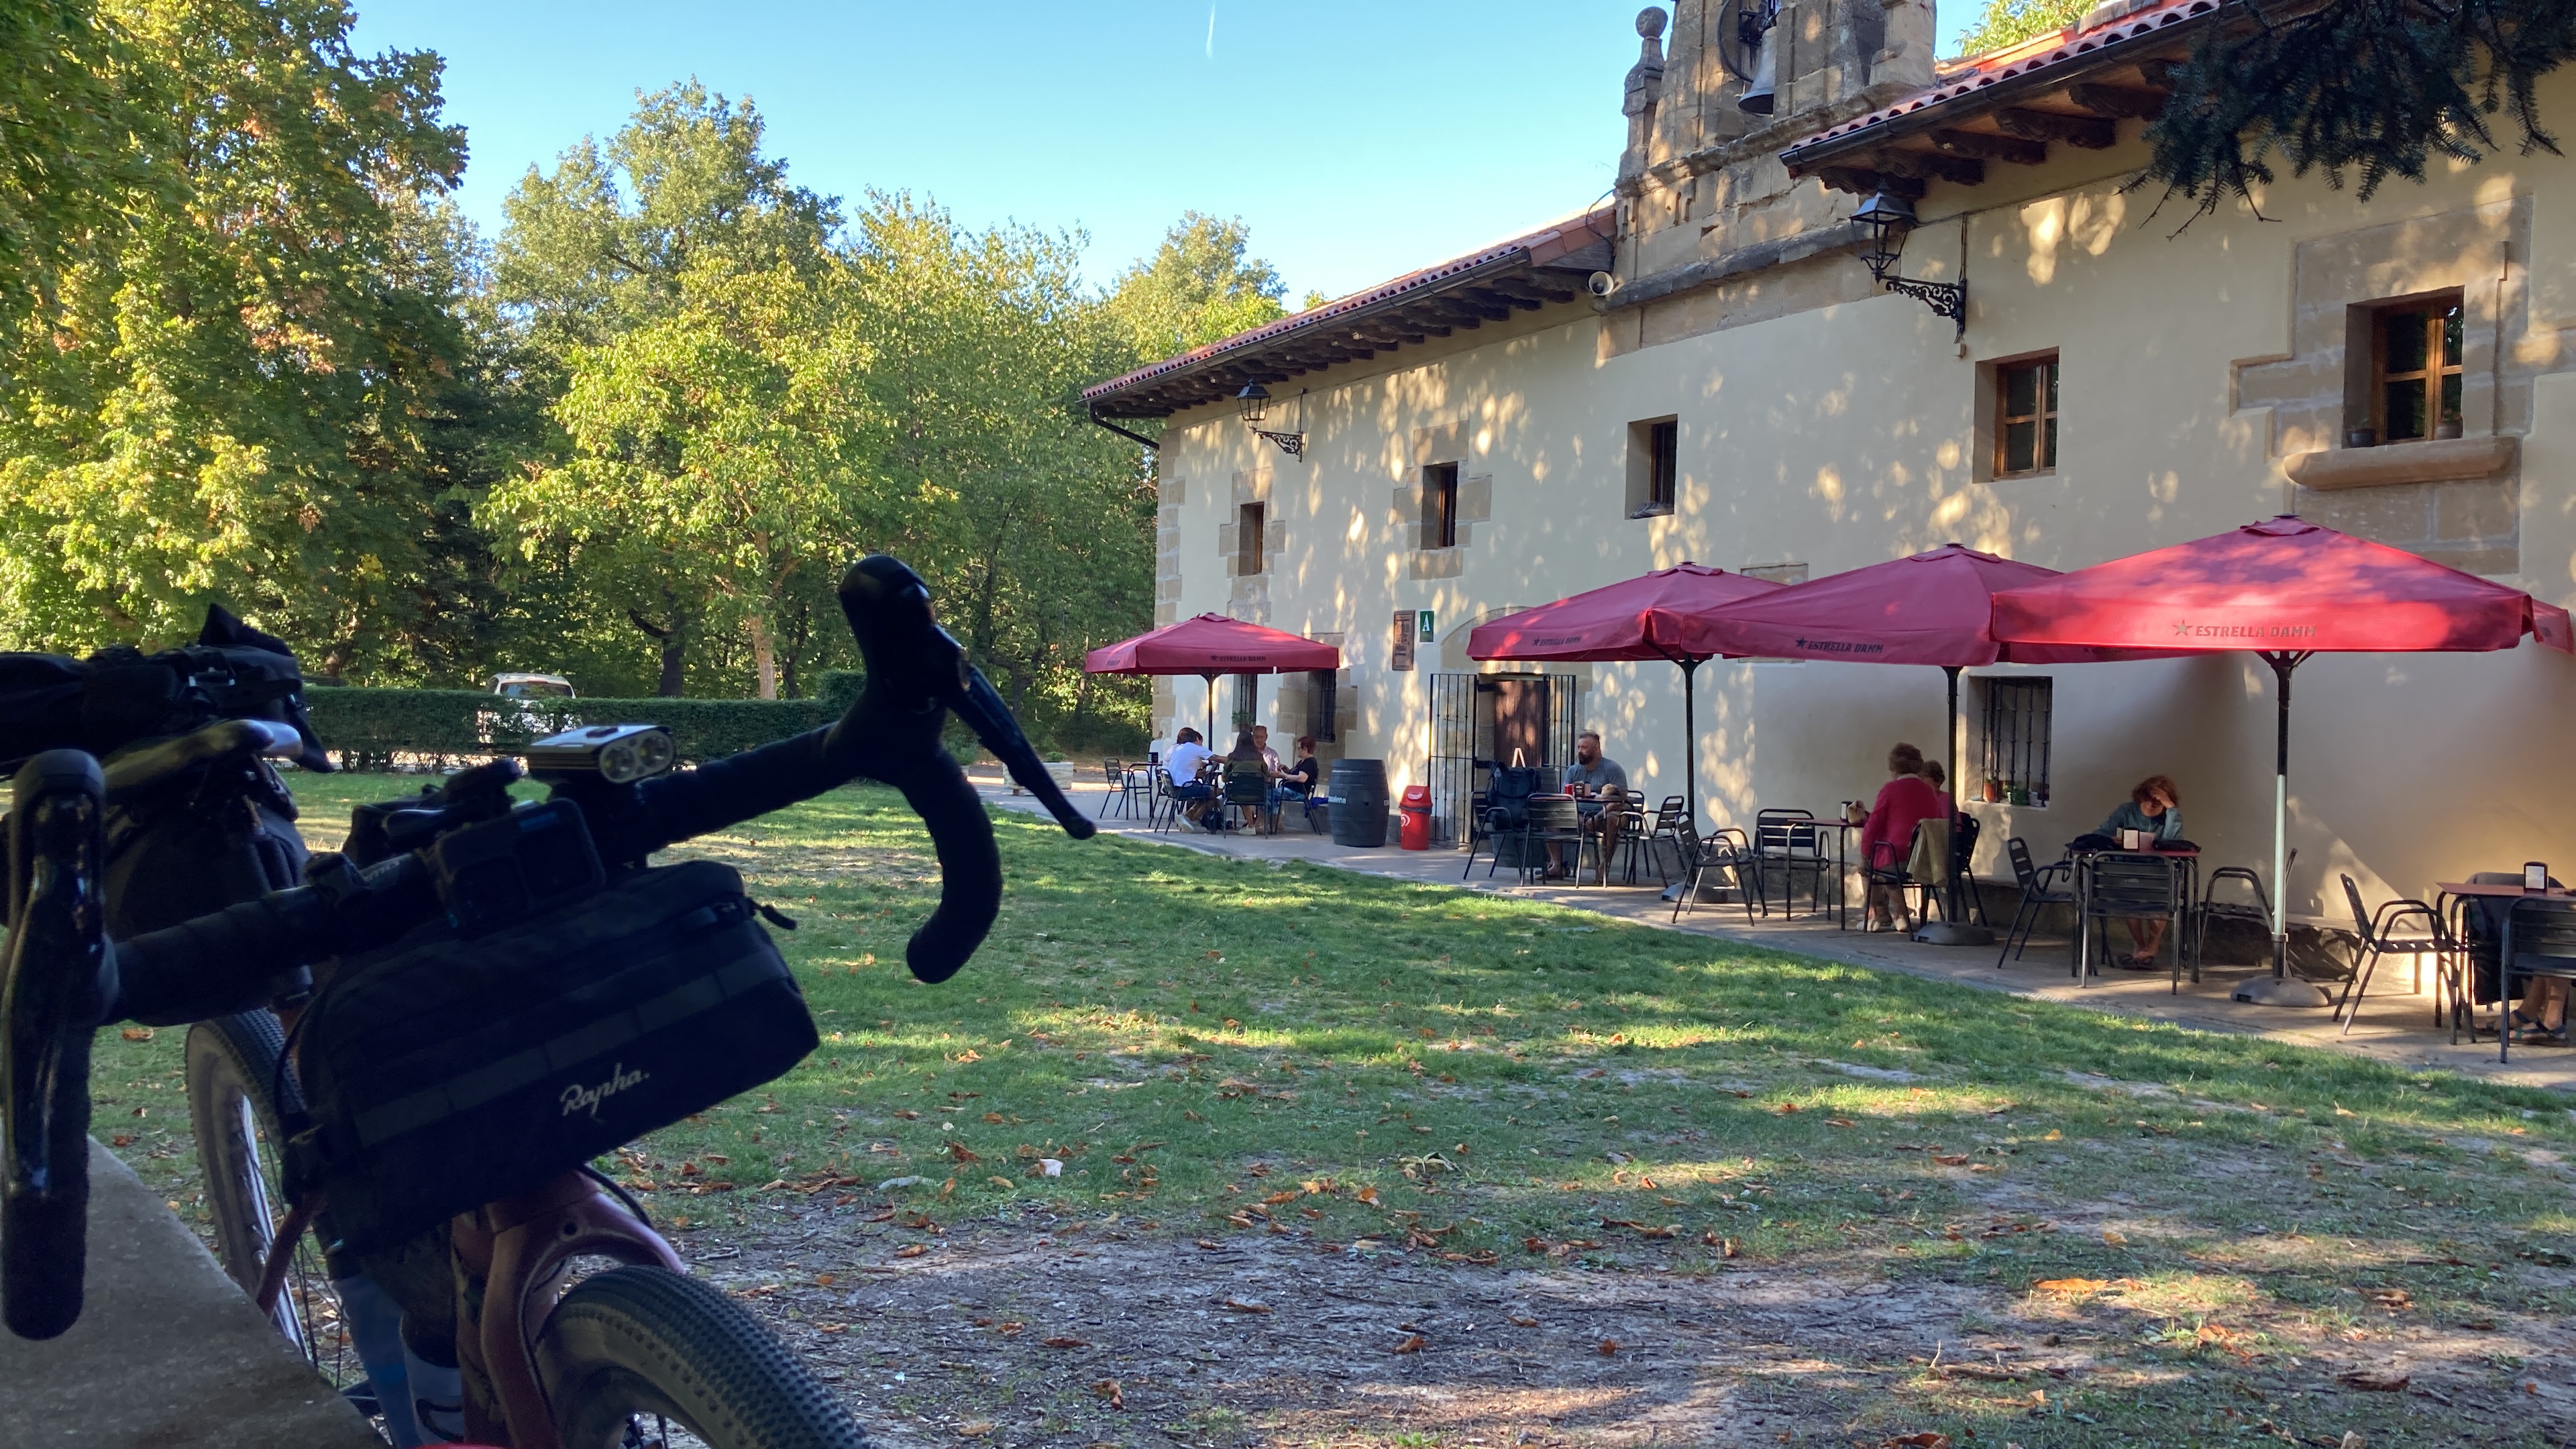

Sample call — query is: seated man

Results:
[1163,728,1214,822]
[1547,730,1627,882]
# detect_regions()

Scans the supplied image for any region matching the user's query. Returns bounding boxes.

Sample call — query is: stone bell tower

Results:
[1615,0,1937,283]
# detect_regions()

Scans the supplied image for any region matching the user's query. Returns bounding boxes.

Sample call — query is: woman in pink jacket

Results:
[1861,742,1947,932]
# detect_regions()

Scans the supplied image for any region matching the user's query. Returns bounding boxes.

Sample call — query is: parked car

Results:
[480,673,578,746]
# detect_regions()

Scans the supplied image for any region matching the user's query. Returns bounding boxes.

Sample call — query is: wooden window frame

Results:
[1994,354,2059,478]
[2369,291,2464,445]
[1646,420,1678,511]
[1236,501,1265,576]
[1421,462,1459,549]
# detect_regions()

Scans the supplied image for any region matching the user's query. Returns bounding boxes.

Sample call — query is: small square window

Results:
[1422,462,1459,549]
[1237,502,1265,576]
[1626,417,1678,517]
[2373,295,2463,443]
[1996,356,2059,476]
[1647,421,1677,510]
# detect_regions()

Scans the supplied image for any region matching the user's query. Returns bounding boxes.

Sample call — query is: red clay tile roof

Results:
[1082,205,1613,418]
[1782,0,2231,170]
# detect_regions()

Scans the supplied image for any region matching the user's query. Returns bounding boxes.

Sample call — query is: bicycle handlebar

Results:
[3,751,113,1340]
[3,554,1091,1337]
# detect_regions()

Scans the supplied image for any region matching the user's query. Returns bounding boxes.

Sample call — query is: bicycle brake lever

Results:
[3,750,113,1340]
[830,555,1093,840]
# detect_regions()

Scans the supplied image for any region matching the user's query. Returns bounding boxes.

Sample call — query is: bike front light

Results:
[525,724,677,784]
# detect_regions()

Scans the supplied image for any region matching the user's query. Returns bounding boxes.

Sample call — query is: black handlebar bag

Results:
[287,859,818,1254]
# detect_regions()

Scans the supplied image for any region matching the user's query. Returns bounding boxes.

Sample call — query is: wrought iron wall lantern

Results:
[1852,191,1967,342]
[1234,384,1305,458]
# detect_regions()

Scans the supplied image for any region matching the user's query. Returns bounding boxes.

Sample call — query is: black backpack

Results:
[284,859,819,1254]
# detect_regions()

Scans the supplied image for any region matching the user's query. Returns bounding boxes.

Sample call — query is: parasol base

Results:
[2231,975,2330,1008]
[1913,922,1993,947]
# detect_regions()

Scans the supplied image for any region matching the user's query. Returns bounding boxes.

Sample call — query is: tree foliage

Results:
[2143,0,2576,217]
[1952,0,2094,58]
[0,25,1283,749]
[0,0,473,678]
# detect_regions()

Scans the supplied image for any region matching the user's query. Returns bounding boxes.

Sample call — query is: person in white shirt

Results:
[1163,728,1215,823]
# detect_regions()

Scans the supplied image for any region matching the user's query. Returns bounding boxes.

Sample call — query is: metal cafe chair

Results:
[1996,836,2074,969]
[1671,824,1758,926]
[2499,894,2576,1062]
[1097,758,1146,820]
[1633,796,1690,887]
[1507,795,1592,887]
[1221,761,1275,835]
[2332,873,2451,1036]
[1748,809,1831,918]
[2076,852,2192,990]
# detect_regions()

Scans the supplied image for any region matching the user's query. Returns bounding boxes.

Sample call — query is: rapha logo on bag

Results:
[561,1062,649,1120]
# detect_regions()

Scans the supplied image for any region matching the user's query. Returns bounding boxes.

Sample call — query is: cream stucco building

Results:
[1081,0,2576,935]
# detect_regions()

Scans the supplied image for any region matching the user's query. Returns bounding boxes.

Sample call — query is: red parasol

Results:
[1467,563,1784,819]
[1085,614,1342,741]
[1992,516,2573,999]
[1686,543,2167,940]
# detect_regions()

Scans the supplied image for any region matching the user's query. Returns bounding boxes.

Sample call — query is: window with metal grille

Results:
[1645,420,1677,511]
[1308,668,1337,743]
[2373,294,2463,443]
[1422,462,1458,549]
[1230,672,1258,733]
[1978,677,2052,806]
[1237,502,1265,576]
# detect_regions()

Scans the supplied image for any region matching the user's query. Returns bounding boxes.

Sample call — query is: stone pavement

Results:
[0,1140,378,1448]
[985,775,2576,1095]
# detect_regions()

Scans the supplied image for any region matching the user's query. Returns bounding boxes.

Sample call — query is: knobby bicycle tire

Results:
[533,1265,869,1449]
[183,1011,361,1393]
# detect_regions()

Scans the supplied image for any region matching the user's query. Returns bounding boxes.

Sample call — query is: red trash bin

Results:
[1398,785,1433,851]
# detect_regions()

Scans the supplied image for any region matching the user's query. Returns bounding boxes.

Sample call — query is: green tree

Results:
[487,81,843,693]
[0,0,475,678]
[845,195,1152,729]
[1951,0,2089,58]
[1103,212,1287,364]
[481,252,866,700]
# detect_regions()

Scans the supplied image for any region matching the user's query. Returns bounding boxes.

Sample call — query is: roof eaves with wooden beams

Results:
[1779,0,2330,198]
[1081,205,1615,420]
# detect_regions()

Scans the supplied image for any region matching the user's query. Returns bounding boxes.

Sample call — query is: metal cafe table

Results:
[2067,844,2200,988]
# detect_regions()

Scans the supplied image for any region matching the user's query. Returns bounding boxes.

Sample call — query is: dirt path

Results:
[688,1199,2573,1448]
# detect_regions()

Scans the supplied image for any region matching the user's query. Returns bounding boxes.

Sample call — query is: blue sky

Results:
[352,1,1983,303]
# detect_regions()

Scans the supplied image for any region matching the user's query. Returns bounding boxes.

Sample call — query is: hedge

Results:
[305,686,832,767]
[305,669,1140,769]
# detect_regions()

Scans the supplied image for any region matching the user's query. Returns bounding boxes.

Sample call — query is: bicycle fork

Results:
[449,1171,683,1449]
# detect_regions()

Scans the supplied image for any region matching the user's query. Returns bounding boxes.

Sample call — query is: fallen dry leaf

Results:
[983,1112,1004,1124]
[1827,1118,1856,1128]
[814,1273,835,1287]
[1220,1298,1271,1314]
[1042,1336,1089,1349]
[1089,1379,1124,1409]
[1509,1316,1539,1328]
[109,1134,136,1148]
[1391,1334,1426,1354]
[119,1027,153,1042]
[893,1244,928,1259]
[2365,1288,2412,1311]
[813,1322,847,1334]
[2101,1230,2129,1247]
[996,1322,1024,1335]
[945,1140,979,1163]
[1597,1338,1621,1356]
[2338,1369,2410,1393]
[1880,1435,1951,1449]
[1356,1185,1381,1205]
[1931,1154,1970,1167]
[956,1420,995,1438]
[2033,1278,2110,1297]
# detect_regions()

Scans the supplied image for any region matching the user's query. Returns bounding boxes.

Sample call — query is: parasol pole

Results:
[2235,651,2327,1006]
[1679,657,1700,826]
[1917,663,1992,946]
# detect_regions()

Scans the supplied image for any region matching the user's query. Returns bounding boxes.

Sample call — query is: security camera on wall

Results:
[1587,271,1615,298]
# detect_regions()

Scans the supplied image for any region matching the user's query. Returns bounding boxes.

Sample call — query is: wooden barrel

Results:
[1328,759,1389,847]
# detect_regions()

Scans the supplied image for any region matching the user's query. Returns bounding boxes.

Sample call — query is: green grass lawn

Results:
[91,769,2576,1446]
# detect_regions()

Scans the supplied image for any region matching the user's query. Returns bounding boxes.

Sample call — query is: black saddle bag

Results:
[287,859,817,1253]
